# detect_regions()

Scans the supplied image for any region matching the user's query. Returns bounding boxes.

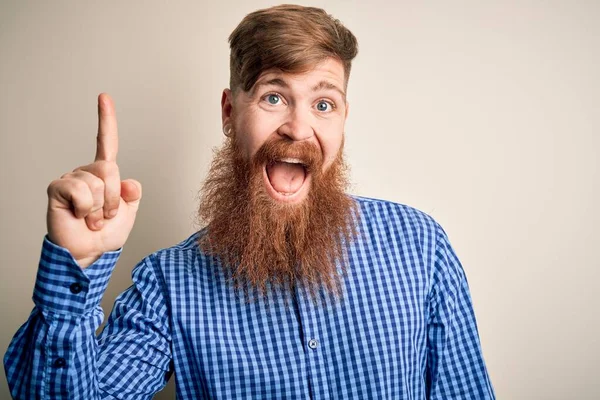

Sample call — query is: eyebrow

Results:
[252,78,346,101]
[311,81,346,100]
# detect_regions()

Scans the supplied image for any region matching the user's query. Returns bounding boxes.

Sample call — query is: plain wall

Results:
[1,0,598,398]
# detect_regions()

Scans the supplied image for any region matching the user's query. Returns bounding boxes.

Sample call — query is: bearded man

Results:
[5,5,495,399]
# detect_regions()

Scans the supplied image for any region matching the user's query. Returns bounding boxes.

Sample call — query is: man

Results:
[5,5,495,399]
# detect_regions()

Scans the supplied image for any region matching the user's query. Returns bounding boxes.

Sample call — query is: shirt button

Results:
[69,282,83,294]
[53,357,67,368]
[308,339,318,349]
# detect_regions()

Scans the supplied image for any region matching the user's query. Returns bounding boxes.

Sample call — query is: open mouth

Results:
[263,157,312,203]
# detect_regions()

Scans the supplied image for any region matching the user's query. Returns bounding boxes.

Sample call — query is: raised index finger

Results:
[95,93,119,162]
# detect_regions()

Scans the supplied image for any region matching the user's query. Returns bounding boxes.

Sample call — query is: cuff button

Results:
[53,357,67,368]
[69,282,83,294]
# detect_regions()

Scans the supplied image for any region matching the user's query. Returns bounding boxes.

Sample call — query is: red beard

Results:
[197,135,358,305]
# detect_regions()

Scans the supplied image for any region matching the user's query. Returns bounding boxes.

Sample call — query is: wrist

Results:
[76,254,102,269]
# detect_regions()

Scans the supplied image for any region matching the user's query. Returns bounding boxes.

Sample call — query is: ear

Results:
[221,88,234,128]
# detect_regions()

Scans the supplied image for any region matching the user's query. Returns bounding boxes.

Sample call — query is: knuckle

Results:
[72,164,93,174]
[71,178,89,193]
[105,196,119,209]
[47,179,61,196]
[96,161,110,176]
[95,160,118,178]
[89,177,105,194]
[71,190,93,212]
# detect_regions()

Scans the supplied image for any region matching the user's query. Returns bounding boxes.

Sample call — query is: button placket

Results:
[294,284,333,398]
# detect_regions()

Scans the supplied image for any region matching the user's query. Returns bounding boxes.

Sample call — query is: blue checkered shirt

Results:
[5,196,495,399]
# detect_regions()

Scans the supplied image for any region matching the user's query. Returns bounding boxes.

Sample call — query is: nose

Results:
[277,108,314,142]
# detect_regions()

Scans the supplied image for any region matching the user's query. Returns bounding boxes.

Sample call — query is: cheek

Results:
[318,122,345,169]
[235,113,278,159]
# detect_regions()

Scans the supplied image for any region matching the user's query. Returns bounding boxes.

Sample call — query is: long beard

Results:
[197,135,358,305]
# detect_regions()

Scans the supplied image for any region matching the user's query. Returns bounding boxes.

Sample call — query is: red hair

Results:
[228,4,358,93]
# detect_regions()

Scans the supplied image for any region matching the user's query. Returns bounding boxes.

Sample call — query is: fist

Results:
[46,93,142,268]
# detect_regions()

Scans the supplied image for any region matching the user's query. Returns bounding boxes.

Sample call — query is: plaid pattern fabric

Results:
[5,196,495,399]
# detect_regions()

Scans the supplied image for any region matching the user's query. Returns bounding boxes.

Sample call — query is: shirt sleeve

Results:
[3,236,172,399]
[425,225,496,399]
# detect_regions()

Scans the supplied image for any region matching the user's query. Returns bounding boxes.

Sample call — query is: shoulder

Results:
[132,229,207,282]
[351,195,442,238]
[351,196,465,295]
[148,229,205,258]
[350,195,449,264]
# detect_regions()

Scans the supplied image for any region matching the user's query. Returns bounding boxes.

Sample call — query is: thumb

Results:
[121,179,142,205]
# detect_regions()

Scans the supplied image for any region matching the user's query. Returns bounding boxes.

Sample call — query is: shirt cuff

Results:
[33,235,122,315]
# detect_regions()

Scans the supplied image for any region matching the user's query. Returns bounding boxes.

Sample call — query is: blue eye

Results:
[316,100,332,112]
[267,94,281,105]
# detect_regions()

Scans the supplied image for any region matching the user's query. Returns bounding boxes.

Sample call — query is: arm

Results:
[425,225,496,399]
[4,237,172,399]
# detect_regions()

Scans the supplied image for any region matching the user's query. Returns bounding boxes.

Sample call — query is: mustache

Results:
[251,138,323,173]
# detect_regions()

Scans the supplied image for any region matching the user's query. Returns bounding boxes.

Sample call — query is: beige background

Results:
[1,0,598,398]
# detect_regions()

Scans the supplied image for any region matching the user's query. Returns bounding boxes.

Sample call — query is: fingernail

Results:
[95,220,104,229]
[108,209,118,218]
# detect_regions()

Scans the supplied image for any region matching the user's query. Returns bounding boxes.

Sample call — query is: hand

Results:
[46,93,142,268]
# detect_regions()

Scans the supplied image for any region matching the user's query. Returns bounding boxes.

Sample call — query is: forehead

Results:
[250,58,346,97]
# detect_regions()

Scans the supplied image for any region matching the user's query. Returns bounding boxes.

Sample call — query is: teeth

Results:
[279,158,302,164]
